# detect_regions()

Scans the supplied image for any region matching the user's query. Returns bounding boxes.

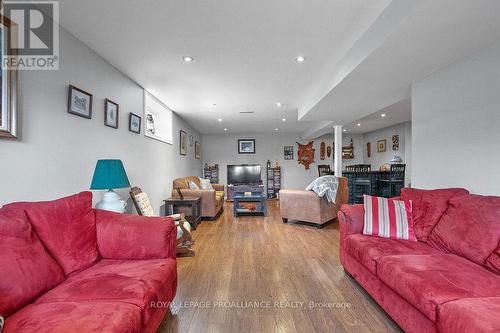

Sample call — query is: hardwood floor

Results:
[158,201,401,333]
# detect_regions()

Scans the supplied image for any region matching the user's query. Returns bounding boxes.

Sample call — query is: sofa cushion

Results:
[427,194,500,266]
[199,178,213,190]
[173,176,201,190]
[400,188,469,241]
[377,254,500,322]
[4,301,141,333]
[437,297,500,333]
[37,258,177,323]
[5,192,99,275]
[0,208,65,317]
[485,244,500,274]
[363,195,416,241]
[344,234,438,274]
[215,191,224,206]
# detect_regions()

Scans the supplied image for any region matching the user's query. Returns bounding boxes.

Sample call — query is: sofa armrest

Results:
[211,183,224,191]
[338,204,364,237]
[95,209,177,260]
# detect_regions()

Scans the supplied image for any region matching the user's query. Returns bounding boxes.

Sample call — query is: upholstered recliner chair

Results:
[172,176,224,218]
[279,177,348,227]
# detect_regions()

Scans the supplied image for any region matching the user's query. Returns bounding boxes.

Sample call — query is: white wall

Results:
[0,28,202,213]
[362,122,410,184]
[203,132,364,190]
[412,41,500,195]
[203,122,411,190]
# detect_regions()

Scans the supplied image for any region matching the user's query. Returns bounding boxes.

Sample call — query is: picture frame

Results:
[377,139,387,152]
[284,146,294,160]
[392,135,400,151]
[0,15,18,139]
[104,98,119,129]
[195,141,201,159]
[180,130,187,155]
[144,91,173,144]
[238,139,255,154]
[129,113,141,134]
[67,85,93,119]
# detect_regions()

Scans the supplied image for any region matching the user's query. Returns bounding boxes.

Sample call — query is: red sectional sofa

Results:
[0,192,177,333]
[338,188,500,333]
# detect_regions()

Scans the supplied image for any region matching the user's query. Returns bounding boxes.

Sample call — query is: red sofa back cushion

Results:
[0,208,65,317]
[5,192,100,275]
[400,188,469,241]
[485,245,500,274]
[427,194,500,267]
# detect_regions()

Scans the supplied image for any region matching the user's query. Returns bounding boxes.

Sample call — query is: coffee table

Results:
[164,197,201,229]
[233,192,267,217]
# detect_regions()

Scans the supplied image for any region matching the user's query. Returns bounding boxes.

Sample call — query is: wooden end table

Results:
[164,197,201,230]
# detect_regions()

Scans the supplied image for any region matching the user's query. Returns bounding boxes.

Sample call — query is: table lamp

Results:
[90,159,130,213]
[390,155,403,163]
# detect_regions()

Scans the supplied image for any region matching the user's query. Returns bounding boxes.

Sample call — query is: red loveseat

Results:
[0,192,177,333]
[338,188,500,333]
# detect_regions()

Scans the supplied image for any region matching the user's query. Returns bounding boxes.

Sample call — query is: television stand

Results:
[227,184,264,202]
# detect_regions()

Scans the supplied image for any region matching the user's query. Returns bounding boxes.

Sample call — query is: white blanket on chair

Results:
[305,176,339,203]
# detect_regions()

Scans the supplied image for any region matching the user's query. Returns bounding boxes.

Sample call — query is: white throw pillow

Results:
[188,181,199,190]
[134,192,155,216]
[198,177,213,190]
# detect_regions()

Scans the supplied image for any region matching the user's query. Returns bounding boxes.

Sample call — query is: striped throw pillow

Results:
[363,194,416,241]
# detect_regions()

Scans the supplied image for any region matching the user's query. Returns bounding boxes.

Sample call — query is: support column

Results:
[334,125,343,177]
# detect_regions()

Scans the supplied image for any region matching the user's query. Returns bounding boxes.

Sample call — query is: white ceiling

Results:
[299,0,500,125]
[343,99,411,134]
[54,0,500,135]
[55,0,389,134]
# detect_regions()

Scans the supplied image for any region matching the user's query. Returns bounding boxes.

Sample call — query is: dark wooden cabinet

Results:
[203,166,219,183]
[266,166,281,199]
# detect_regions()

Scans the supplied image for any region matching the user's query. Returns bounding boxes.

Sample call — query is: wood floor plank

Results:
[158,201,401,333]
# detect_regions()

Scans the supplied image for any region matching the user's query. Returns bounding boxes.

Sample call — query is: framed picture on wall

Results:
[195,141,201,159]
[392,135,400,151]
[377,139,387,152]
[0,15,18,138]
[238,139,255,154]
[284,146,294,160]
[104,98,119,128]
[144,91,173,144]
[129,113,141,134]
[67,85,93,119]
[180,130,187,155]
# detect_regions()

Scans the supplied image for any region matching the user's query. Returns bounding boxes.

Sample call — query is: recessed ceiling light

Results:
[282,118,286,122]
[276,102,282,107]
[274,128,279,131]
[343,129,347,132]
[295,56,305,62]
[381,113,386,117]
[224,128,227,131]
[218,118,222,122]
[182,56,193,62]
[357,123,361,127]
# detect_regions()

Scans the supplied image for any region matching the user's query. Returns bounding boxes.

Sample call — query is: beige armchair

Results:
[279,177,348,228]
[172,176,224,218]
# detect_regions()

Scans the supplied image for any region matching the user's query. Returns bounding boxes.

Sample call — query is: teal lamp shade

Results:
[90,159,130,190]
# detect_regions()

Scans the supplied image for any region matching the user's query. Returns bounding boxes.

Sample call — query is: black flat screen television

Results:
[227,164,261,185]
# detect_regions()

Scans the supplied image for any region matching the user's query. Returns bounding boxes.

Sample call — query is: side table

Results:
[233,192,267,217]
[164,197,201,230]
